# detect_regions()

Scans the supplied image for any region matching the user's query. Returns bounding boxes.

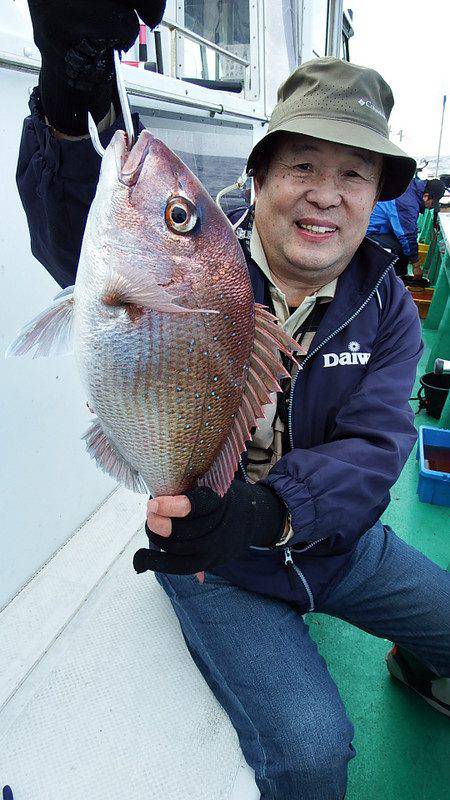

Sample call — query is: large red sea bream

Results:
[7,129,297,497]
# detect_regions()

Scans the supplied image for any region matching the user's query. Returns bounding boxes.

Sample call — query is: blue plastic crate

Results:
[417,426,450,507]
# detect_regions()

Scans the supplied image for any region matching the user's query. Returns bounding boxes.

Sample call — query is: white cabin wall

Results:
[0,67,117,610]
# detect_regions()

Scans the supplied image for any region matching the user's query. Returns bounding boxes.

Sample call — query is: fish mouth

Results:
[115,130,155,187]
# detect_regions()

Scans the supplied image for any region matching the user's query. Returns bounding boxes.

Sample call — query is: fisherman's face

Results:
[253,134,383,288]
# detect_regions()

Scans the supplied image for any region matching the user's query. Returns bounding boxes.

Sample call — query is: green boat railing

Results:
[423,212,450,428]
[418,208,435,244]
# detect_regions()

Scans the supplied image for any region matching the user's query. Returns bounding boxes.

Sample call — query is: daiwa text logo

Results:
[358,98,386,121]
[323,341,371,368]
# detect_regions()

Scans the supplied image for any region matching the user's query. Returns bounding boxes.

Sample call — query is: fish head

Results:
[100,129,242,289]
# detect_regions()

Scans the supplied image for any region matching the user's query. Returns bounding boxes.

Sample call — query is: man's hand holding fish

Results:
[134,482,287,575]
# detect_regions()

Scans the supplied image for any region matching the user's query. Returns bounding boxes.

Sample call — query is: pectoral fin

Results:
[103,264,218,315]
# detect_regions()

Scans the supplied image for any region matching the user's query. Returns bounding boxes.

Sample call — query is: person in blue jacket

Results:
[367,176,446,278]
[17,4,450,799]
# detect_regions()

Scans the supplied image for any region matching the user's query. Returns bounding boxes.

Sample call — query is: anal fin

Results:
[83,418,148,493]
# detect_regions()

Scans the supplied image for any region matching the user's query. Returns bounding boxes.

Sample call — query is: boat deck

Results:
[0,490,258,800]
[0,330,447,800]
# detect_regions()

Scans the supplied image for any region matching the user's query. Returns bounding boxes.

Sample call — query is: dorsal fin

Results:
[6,292,74,358]
[198,303,300,495]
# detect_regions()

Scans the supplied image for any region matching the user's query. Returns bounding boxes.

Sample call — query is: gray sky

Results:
[349,0,449,159]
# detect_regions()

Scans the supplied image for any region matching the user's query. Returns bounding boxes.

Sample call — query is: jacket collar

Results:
[318,237,395,337]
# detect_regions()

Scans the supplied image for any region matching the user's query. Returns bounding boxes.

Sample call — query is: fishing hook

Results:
[113,50,135,149]
[88,50,135,158]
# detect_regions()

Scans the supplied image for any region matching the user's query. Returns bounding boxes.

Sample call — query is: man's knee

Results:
[263,712,355,797]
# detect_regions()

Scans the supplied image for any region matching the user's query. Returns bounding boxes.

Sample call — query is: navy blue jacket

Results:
[17,89,423,612]
[367,178,426,262]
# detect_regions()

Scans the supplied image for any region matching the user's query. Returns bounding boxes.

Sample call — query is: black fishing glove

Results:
[133,480,287,575]
[29,0,166,135]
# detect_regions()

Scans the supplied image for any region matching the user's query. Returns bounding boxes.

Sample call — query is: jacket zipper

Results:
[291,537,327,553]
[288,262,395,449]
[241,262,394,475]
[243,260,395,602]
[284,547,315,610]
[239,456,249,482]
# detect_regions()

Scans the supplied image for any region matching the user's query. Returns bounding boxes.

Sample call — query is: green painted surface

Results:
[427,235,444,286]
[419,209,435,245]
[308,329,450,800]
[424,255,450,337]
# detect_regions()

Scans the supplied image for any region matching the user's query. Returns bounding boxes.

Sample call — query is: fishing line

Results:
[216,169,248,212]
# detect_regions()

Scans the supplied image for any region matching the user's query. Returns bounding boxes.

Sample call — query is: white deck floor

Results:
[0,488,258,799]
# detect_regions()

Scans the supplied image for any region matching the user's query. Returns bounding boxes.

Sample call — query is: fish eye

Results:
[165,196,198,233]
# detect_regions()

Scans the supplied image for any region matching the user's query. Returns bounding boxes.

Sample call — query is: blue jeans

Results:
[156,523,450,800]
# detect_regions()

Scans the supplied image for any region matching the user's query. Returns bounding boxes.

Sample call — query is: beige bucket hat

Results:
[247,58,416,200]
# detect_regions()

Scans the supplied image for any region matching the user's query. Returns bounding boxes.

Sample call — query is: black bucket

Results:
[417,372,450,419]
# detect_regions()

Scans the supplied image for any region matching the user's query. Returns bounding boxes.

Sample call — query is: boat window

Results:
[135,106,252,213]
[175,1,255,96]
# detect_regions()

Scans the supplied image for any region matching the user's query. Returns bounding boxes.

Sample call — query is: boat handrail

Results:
[159,19,250,69]
[125,78,266,122]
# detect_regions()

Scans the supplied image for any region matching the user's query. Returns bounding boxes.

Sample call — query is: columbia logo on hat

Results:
[358,98,386,120]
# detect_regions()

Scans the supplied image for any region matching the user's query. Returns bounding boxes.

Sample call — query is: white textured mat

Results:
[0,489,257,799]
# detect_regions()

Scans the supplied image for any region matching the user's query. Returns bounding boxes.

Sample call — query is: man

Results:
[367,175,446,279]
[17,4,450,799]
